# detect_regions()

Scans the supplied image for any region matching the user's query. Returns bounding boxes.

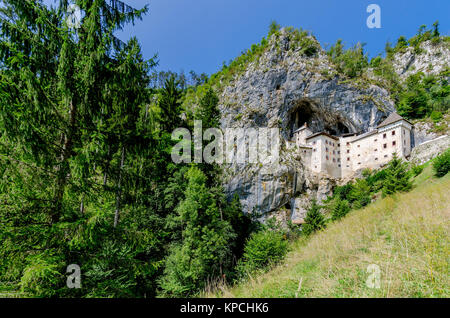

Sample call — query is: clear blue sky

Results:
[46,0,450,75]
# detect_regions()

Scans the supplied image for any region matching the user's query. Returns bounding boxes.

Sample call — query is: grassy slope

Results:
[211,164,449,298]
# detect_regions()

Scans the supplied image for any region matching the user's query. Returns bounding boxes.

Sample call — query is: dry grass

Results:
[208,167,450,298]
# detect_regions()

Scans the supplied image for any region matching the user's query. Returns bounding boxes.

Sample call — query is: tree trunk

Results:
[52,99,76,224]
[114,145,125,228]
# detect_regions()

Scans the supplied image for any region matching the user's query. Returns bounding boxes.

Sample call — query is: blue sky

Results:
[45,0,450,75]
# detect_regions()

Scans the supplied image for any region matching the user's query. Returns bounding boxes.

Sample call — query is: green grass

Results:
[208,165,450,298]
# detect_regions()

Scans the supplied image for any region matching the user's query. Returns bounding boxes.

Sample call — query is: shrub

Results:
[333,183,354,201]
[430,110,443,122]
[332,199,351,221]
[433,149,450,177]
[348,179,371,208]
[238,229,288,275]
[411,164,424,177]
[382,153,412,197]
[302,200,326,236]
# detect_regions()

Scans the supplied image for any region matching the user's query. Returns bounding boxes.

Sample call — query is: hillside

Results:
[209,163,449,297]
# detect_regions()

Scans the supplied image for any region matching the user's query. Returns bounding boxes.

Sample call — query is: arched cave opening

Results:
[285,99,355,139]
[337,122,350,134]
[287,101,314,137]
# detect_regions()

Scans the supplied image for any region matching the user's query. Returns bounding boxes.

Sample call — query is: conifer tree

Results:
[159,166,236,296]
[195,87,221,183]
[302,199,326,236]
[332,198,351,221]
[349,178,371,208]
[382,153,412,197]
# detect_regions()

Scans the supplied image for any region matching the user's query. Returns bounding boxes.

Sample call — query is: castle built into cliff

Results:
[291,113,413,179]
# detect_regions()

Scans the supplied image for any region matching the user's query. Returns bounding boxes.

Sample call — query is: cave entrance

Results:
[337,122,350,135]
[288,100,314,137]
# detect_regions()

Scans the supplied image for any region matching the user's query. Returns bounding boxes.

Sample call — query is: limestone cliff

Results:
[217,28,396,220]
[391,40,450,80]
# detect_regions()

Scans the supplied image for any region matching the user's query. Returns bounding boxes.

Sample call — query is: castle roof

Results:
[306,131,339,141]
[293,123,310,134]
[377,112,412,128]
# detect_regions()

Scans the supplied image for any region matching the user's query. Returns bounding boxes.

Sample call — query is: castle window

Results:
[375,158,378,160]
[347,157,350,161]
[404,148,406,153]
[338,144,340,147]
[392,130,395,136]
[383,133,387,139]
[313,141,316,145]
[333,158,335,162]
[347,142,350,146]
[347,149,350,153]
[383,143,387,149]
[326,156,329,160]
[338,151,340,154]
[392,141,396,146]
[333,150,335,154]
[326,147,329,152]
[374,149,378,152]
[384,155,388,158]
[325,140,328,145]
[358,162,361,165]
[313,149,316,152]
[358,154,361,157]
[357,145,360,148]
[338,164,341,167]
[404,140,406,145]
[403,130,405,135]
[374,139,377,142]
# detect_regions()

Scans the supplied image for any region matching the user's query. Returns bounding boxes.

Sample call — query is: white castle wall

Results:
[293,119,413,179]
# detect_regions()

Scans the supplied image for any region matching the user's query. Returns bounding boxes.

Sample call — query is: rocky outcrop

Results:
[413,121,441,145]
[391,40,450,80]
[219,28,396,220]
[409,135,450,165]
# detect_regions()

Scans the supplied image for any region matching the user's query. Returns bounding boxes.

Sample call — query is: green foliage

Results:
[159,167,236,296]
[331,199,351,221]
[348,179,371,209]
[333,183,354,201]
[430,111,443,122]
[397,72,449,120]
[159,76,184,132]
[382,153,412,197]
[302,200,326,236]
[327,40,368,78]
[237,228,288,276]
[433,149,450,177]
[411,164,424,177]
[268,20,281,38]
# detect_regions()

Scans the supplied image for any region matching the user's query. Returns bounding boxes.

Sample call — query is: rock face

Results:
[413,121,441,146]
[391,40,450,80]
[409,135,450,165]
[219,29,396,220]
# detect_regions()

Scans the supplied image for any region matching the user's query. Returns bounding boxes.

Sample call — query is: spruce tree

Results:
[159,166,236,296]
[382,153,412,197]
[195,87,221,183]
[302,199,326,236]
[332,198,351,221]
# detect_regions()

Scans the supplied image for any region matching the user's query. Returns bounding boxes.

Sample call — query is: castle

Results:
[290,113,413,179]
